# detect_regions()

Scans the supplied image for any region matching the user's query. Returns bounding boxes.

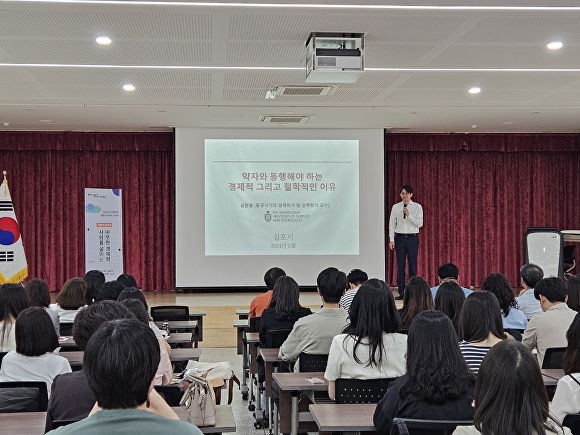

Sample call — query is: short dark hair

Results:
[401,185,413,194]
[24,278,51,308]
[474,340,556,434]
[346,269,368,286]
[84,319,160,409]
[317,267,348,303]
[117,274,138,288]
[566,275,580,312]
[534,277,567,303]
[437,263,459,280]
[15,307,58,356]
[564,313,580,375]
[434,281,465,335]
[96,280,126,302]
[120,299,149,324]
[520,263,544,288]
[460,291,504,342]
[84,270,105,305]
[56,278,87,310]
[117,287,148,311]
[72,301,135,351]
[264,267,286,290]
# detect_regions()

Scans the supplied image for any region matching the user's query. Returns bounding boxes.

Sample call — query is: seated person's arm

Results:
[327,380,335,400]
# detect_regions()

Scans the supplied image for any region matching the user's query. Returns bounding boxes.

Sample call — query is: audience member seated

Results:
[434,281,465,336]
[46,319,202,435]
[431,263,473,299]
[453,340,571,435]
[259,275,312,346]
[458,292,504,374]
[566,275,580,312]
[522,277,577,367]
[481,272,528,330]
[116,273,138,289]
[324,279,406,400]
[0,307,71,397]
[50,277,87,322]
[95,280,126,302]
[374,311,475,434]
[83,270,105,306]
[339,268,367,313]
[249,267,285,318]
[398,276,434,331]
[0,283,30,352]
[117,287,166,342]
[515,263,544,319]
[120,299,172,385]
[25,278,60,336]
[45,301,135,432]
[551,312,580,423]
[279,267,349,369]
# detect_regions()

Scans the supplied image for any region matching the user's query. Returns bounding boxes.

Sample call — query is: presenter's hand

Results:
[402,207,409,217]
[389,241,395,250]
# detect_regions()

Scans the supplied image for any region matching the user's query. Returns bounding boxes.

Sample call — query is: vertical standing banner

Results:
[84,188,123,280]
[0,171,28,283]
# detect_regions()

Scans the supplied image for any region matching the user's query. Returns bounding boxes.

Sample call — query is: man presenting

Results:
[389,185,423,300]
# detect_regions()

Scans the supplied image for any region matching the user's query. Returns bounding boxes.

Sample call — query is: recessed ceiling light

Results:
[123,84,135,91]
[468,87,481,94]
[547,41,563,50]
[96,36,112,45]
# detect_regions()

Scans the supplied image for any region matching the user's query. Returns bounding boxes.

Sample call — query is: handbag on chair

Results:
[179,374,216,427]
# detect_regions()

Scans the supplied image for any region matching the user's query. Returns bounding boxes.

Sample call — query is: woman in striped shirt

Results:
[458,291,505,374]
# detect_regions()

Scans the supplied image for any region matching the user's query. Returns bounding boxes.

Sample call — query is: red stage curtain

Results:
[0,132,174,291]
[385,133,580,288]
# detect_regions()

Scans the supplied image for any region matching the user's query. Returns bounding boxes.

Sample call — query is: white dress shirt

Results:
[388,200,423,241]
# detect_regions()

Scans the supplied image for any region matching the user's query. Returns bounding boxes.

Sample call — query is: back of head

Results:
[0,283,30,321]
[264,267,286,290]
[481,273,516,316]
[84,319,160,409]
[16,307,58,356]
[84,270,106,304]
[56,277,87,310]
[534,277,567,303]
[346,269,368,287]
[564,313,580,375]
[460,291,504,342]
[96,280,126,302]
[566,275,580,311]
[270,276,301,320]
[120,299,149,324]
[520,263,544,289]
[437,263,459,280]
[474,340,551,435]
[116,274,138,289]
[400,276,433,329]
[24,278,51,308]
[72,300,135,350]
[434,281,465,334]
[117,287,148,311]
[317,267,348,303]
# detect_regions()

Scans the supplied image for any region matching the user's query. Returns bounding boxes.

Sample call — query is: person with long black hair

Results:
[399,276,434,331]
[481,272,527,330]
[374,310,475,434]
[324,279,406,400]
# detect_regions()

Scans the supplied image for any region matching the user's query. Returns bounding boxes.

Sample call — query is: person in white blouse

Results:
[49,277,87,323]
[388,185,423,300]
[551,312,580,424]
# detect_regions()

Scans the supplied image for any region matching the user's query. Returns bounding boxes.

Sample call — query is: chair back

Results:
[504,328,524,342]
[335,377,395,404]
[390,417,473,435]
[265,328,292,348]
[0,381,48,412]
[542,347,566,369]
[150,305,190,321]
[563,413,580,435]
[154,385,182,406]
[298,353,328,372]
[564,245,576,265]
[249,316,260,333]
[59,322,74,336]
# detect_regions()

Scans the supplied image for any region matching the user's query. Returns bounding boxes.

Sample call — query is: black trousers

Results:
[395,233,419,295]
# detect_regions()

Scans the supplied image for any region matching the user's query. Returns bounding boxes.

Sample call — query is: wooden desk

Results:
[155,320,199,347]
[61,350,83,368]
[310,403,377,433]
[236,309,249,320]
[189,310,206,343]
[233,318,249,355]
[61,348,201,369]
[273,371,328,435]
[173,404,236,433]
[61,333,193,349]
[260,347,283,399]
[542,368,565,386]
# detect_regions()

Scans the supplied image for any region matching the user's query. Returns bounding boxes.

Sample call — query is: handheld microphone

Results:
[403,203,407,219]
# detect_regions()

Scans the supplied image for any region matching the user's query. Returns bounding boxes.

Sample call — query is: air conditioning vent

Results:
[271,85,337,97]
[258,115,312,124]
